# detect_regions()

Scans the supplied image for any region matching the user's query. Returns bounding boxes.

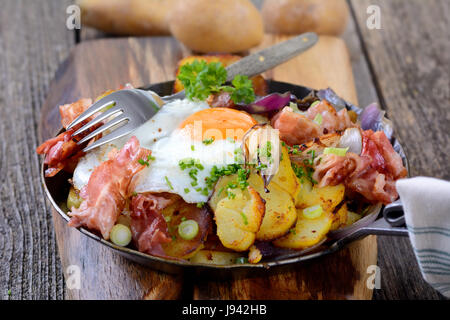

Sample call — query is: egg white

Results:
[134,128,240,203]
[72,99,209,191]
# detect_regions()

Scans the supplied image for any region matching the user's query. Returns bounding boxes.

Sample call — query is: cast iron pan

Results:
[42,80,409,277]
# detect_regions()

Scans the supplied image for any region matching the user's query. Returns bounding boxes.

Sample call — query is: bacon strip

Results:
[362,130,407,179]
[130,193,178,257]
[59,98,93,129]
[271,100,355,145]
[306,100,355,133]
[68,136,151,239]
[37,98,94,177]
[271,107,321,145]
[312,130,407,204]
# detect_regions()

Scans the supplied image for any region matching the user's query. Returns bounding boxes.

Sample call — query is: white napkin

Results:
[396,177,450,298]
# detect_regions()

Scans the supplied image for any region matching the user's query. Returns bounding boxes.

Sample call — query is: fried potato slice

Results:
[346,210,362,226]
[271,146,301,200]
[248,245,263,264]
[330,202,348,231]
[296,179,345,212]
[273,209,333,249]
[248,174,297,241]
[214,185,265,251]
[188,250,243,265]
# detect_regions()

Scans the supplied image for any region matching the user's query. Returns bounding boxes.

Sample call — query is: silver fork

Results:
[67,32,318,152]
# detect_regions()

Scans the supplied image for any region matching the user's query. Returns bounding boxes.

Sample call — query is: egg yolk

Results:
[179,108,257,141]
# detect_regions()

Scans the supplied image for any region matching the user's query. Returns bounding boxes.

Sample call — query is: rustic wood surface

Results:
[0,0,448,300]
[39,35,377,300]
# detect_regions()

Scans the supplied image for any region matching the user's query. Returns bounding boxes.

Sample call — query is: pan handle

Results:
[383,199,405,227]
[359,198,408,237]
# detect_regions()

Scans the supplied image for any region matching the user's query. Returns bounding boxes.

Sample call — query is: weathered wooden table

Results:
[0,0,448,300]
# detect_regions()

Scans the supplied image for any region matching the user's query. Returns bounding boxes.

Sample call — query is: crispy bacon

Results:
[312,130,406,204]
[59,98,92,129]
[130,193,178,256]
[271,106,321,145]
[271,100,355,145]
[36,129,84,177]
[37,98,95,177]
[362,130,407,179]
[68,137,151,239]
[306,100,355,133]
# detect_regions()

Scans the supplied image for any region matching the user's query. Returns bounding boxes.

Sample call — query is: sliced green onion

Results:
[240,212,248,225]
[310,100,320,108]
[110,224,132,246]
[313,113,323,125]
[323,147,349,156]
[235,257,248,264]
[178,220,199,240]
[302,205,323,219]
[67,187,82,210]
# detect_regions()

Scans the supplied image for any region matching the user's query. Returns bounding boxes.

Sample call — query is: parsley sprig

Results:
[177,60,255,104]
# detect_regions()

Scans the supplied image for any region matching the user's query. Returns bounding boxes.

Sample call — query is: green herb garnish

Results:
[177,60,255,103]
[165,176,174,190]
[138,158,149,166]
[197,202,205,208]
[202,137,215,145]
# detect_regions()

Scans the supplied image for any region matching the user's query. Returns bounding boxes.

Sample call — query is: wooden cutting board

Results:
[39,34,377,300]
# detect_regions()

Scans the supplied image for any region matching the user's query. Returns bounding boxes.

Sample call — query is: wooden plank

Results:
[0,0,75,300]
[349,0,449,300]
[194,35,377,300]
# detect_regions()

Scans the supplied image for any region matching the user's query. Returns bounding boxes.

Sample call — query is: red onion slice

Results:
[361,103,385,131]
[237,92,291,114]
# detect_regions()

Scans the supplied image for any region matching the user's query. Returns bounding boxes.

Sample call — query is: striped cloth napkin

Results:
[396,177,450,298]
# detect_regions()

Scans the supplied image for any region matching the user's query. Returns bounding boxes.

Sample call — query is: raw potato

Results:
[273,209,332,249]
[262,0,349,36]
[248,174,297,241]
[78,0,176,35]
[214,185,265,251]
[330,203,348,231]
[169,0,264,53]
[189,250,242,265]
[160,198,211,259]
[296,179,345,212]
[271,146,301,200]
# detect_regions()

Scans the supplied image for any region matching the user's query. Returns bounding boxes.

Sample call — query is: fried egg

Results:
[72,100,258,204]
[134,107,257,203]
